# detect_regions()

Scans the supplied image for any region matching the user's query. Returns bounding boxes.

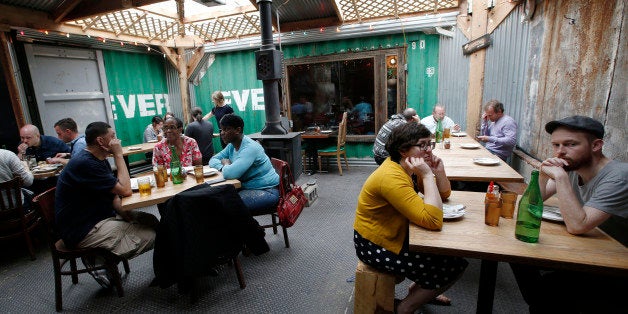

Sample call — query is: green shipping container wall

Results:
[193,32,440,158]
[102,50,170,162]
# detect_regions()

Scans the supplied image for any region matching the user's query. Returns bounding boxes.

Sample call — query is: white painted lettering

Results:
[138,94,156,117]
[117,95,136,119]
[251,88,265,110]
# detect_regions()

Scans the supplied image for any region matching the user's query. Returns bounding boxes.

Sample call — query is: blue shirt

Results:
[480,114,517,160]
[55,149,118,248]
[25,135,70,161]
[209,136,279,190]
[352,102,373,121]
[69,135,86,156]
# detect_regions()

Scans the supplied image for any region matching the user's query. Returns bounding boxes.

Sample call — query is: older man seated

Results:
[17,124,69,162]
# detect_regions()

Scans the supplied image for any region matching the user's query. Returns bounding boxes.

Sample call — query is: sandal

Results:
[427,294,451,306]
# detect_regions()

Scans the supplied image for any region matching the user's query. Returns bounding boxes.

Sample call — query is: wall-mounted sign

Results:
[462,34,492,55]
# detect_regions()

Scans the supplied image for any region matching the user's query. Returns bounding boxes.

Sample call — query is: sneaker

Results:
[81,256,112,289]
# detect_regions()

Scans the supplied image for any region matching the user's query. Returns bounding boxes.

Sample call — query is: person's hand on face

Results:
[17,143,28,155]
[540,157,569,180]
[401,156,433,178]
[425,153,445,174]
[107,138,123,155]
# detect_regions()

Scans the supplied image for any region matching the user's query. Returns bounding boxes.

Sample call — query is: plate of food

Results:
[542,205,564,222]
[460,143,481,149]
[31,164,59,173]
[451,131,468,137]
[473,157,501,166]
[184,166,220,177]
[443,204,466,219]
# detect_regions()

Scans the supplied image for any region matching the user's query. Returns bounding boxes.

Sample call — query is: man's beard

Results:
[562,153,593,171]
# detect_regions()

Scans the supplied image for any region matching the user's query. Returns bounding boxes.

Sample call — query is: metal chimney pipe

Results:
[257,0,287,135]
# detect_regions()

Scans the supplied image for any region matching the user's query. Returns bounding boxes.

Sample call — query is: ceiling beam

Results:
[52,0,85,23]
[59,0,169,22]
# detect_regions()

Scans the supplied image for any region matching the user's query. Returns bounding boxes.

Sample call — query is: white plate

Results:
[451,132,467,137]
[320,130,333,134]
[130,177,156,190]
[460,143,481,149]
[443,204,466,219]
[127,146,142,151]
[32,165,58,173]
[473,158,500,166]
[146,139,158,143]
[542,205,564,222]
[185,166,220,177]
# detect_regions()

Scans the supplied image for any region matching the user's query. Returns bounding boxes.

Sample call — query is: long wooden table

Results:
[121,141,158,156]
[433,136,524,182]
[121,172,240,210]
[409,191,628,313]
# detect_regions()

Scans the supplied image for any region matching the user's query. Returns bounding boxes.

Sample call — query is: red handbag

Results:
[277,165,307,228]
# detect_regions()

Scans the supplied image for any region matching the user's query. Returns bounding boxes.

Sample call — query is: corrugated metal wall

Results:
[437,27,470,130]
[102,50,170,162]
[483,4,531,147]
[164,61,183,119]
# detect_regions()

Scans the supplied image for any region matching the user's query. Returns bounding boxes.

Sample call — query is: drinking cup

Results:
[160,165,168,182]
[27,155,37,169]
[154,168,165,188]
[443,127,451,138]
[138,177,152,196]
[485,198,500,226]
[193,165,205,184]
[500,190,518,218]
[443,140,451,149]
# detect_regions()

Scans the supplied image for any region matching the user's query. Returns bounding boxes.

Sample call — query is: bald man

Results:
[420,105,461,134]
[17,124,70,162]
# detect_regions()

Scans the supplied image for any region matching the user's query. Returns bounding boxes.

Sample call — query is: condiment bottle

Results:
[484,181,501,226]
[515,170,544,242]
[169,145,183,184]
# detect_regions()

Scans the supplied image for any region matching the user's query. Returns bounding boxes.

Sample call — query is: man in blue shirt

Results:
[48,118,87,165]
[209,114,280,215]
[17,124,69,162]
[477,100,517,161]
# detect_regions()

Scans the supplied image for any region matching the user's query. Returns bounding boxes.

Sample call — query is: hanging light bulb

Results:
[44,30,49,35]
[19,30,24,36]
[66,33,70,38]
[120,41,124,46]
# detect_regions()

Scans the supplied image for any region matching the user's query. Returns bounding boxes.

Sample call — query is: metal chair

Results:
[317,112,349,175]
[33,188,130,312]
[0,177,41,260]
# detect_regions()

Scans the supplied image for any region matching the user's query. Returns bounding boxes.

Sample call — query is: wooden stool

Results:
[354,260,397,313]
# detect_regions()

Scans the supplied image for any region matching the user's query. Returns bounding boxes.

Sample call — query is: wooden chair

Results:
[33,188,130,312]
[317,112,349,175]
[0,177,41,260]
[253,158,291,248]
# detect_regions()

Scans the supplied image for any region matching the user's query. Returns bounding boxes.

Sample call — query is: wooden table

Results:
[121,172,240,211]
[119,142,158,171]
[433,136,524,182]
[409,191,628,313]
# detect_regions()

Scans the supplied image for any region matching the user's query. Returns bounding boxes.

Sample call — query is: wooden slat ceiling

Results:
[0,0,458,47]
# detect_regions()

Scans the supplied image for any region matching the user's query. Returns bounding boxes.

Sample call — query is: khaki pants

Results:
[78,212,157,259]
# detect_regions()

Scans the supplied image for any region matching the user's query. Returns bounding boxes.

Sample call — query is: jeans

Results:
[238,187,280,216]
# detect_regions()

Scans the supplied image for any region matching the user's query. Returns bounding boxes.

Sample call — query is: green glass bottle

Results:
[435,119,443,143]
[169,145,183,184]
[515,170,544,243]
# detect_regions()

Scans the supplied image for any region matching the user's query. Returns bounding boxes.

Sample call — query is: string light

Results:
[44,30,49,35]
[66,33,70,38]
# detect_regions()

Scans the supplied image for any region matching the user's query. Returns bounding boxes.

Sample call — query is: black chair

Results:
[33,188,130,312]
[0,177,41,260]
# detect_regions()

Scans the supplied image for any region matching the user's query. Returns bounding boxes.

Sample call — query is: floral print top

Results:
[152,135,202,167]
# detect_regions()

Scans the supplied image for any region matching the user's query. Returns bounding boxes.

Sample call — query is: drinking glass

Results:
[500,191,517,218]
[193,165,204,184]
[154,167,165,188]
[443,127,451,138]
[138,177,152,196]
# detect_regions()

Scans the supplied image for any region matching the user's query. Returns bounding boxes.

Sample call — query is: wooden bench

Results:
[354,260,397,313]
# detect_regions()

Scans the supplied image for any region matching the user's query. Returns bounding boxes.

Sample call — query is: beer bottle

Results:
[169,145,183,184]
[515,170,544,243]
[435,119,443,143]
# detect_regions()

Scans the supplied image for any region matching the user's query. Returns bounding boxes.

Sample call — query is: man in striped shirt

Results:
[372,108,420,165]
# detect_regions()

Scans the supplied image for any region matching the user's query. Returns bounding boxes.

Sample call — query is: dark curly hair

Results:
[385,122,432,162]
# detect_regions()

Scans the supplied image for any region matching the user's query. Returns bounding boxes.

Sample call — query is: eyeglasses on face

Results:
[163,125,180,131]
[410,141,435,151]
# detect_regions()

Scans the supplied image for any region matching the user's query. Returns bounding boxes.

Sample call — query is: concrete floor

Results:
[0,165,529,313]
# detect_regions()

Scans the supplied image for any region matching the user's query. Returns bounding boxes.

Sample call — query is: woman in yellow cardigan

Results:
[354,122,467,313]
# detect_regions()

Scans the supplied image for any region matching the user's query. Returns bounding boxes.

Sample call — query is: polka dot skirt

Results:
[354,230,468,290]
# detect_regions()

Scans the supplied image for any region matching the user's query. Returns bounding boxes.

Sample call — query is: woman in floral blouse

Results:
[152,117,202,167]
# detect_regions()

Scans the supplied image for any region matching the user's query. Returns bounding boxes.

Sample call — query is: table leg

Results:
[476,260,497,314]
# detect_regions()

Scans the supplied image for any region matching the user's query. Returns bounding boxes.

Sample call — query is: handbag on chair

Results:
[277,165,307,228]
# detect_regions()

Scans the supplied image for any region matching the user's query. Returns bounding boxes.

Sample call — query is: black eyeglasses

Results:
[163,125,180,130]
[411,141,435,151]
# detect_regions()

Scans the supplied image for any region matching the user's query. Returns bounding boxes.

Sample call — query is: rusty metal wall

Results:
[164,61,183,119]
[483,4,531,150]
[524,0,626,161]
[437,27,470,130]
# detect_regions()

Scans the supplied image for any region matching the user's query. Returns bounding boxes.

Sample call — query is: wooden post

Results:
[0,32,26,127]
[177,47,189,123]
[458,0,519,135]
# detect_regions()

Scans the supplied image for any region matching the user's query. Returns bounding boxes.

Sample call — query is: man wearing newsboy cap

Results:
[511,115,627,313]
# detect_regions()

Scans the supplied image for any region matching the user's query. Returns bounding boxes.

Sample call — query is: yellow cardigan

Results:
[354,158,450,254]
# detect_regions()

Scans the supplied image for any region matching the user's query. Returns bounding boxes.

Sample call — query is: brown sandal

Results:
[427,294,452,306]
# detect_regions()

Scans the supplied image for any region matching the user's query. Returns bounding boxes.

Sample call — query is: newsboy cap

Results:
[545,116,604,139]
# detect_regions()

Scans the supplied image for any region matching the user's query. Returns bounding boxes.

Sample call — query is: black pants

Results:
[510,263,627,314]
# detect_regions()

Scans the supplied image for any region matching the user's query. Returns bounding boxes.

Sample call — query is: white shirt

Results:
[420,115,457,134]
